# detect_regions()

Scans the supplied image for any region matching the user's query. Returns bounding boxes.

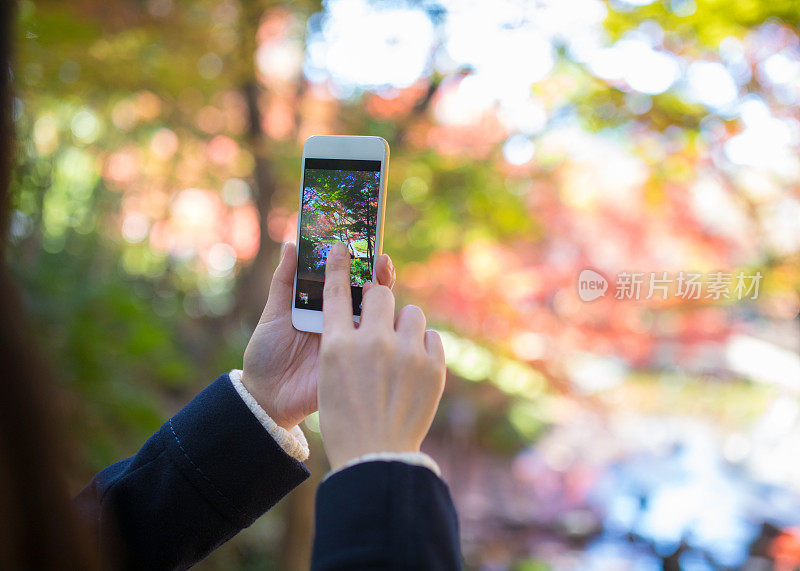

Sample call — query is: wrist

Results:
[328,444,421,472]
[325,451,441,481]
[230,369,310,462]
[240,371,294,430]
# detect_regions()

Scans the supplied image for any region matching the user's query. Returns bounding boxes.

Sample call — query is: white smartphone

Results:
[291,135,389,333]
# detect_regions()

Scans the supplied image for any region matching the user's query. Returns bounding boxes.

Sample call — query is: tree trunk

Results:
[232,79,280,323]
[231,0,285,325]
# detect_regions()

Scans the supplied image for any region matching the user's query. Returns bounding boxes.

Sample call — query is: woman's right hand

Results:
[317,243,446,471]
[241,242,395,431]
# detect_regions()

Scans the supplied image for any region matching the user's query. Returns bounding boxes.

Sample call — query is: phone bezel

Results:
[291,135,390,334]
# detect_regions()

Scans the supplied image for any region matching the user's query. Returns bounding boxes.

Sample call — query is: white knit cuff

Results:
[228,369,309,463]
[323,451,441,482]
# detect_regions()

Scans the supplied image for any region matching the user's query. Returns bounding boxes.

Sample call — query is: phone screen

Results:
[295,158,382,315]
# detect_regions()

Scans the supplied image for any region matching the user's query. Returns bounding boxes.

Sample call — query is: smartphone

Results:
[291,135,389,333]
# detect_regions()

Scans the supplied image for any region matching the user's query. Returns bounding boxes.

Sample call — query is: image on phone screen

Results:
[295,158,381,315]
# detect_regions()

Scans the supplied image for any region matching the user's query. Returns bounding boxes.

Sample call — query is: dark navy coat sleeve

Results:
[74,373,310,570]
[311,461,462,570]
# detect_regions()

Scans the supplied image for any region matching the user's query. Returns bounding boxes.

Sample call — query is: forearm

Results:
[74,374,310,570]
[312,461,462,570]
[229,369,309,461]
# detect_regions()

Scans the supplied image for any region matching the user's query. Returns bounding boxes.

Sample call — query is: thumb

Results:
[260,242,297,323]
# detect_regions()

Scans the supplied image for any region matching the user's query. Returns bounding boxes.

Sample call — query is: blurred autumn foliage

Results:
[10,0,800,568]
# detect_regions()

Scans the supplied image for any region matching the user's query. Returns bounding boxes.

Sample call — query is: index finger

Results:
[323,242,354,332]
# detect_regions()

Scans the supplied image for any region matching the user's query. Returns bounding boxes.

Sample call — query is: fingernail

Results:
[330,242,347,259]
[280,242,288,260]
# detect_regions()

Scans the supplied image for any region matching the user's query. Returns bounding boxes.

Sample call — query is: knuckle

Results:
[322,332,349,354]
[407,350,428,370]
[366,331,394,352]
[320,340,336,358]
[327,256,348,272]
[423,351,445,372]
[325,282,350,299]
[368,284,394,303]
[397,341,416,359]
